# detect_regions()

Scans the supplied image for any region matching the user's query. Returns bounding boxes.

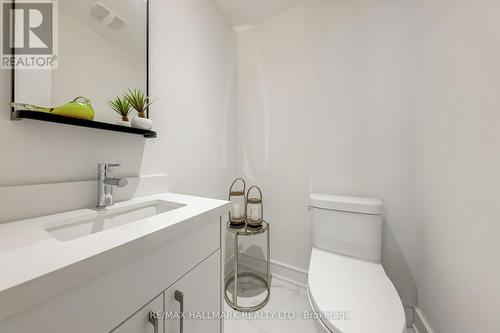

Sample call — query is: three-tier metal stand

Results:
[224,221,271,312]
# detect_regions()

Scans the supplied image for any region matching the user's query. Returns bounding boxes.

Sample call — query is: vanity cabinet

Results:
[164,250,221,333]
[0,212,224,333]
[112,295,164,333]
[112,251,221,333]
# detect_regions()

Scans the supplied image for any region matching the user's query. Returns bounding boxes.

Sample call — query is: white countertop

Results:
[0,192,230,320]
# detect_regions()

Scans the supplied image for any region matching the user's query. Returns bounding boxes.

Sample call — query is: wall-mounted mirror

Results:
[11,0,148,124]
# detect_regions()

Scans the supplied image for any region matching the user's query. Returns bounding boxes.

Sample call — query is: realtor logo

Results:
[1,0,58,69]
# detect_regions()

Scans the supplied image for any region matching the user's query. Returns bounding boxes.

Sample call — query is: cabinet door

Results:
[112,293,164,333]
[164,250,221,333]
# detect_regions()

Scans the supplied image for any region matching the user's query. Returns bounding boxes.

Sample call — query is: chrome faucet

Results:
[97,163,128,209]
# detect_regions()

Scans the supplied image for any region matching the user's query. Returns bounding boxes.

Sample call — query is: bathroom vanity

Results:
[0,193,230,333]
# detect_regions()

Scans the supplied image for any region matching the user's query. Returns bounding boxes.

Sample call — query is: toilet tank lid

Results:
[310,193,383,215]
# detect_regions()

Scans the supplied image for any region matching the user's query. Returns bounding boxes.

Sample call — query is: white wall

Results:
[0,0,236,207]
[415,0,500,331]
[215,0,306,25]
[144,0,237,198]
[235,0,418,308]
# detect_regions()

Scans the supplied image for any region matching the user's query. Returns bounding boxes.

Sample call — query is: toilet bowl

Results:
[307,194,406,333]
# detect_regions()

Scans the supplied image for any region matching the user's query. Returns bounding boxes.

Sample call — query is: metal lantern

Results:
[229,178,246,228]
[246,186,263,229]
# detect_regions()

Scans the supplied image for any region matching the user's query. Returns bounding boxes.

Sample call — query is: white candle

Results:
[250,206,260,221]
[231,204,242,219]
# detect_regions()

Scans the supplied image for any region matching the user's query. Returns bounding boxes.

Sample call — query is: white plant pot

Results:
[131,117,153,130]
[116,120,131,127]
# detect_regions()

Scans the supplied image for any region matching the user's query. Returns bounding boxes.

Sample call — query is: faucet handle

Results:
[103,177,128,187]
[98,163,121,171]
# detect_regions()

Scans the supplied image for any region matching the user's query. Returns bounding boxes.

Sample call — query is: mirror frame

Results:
[10,0,151,120]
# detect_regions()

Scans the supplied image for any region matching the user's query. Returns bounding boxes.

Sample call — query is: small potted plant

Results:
[125,88,154,130]
[107,96,132,127]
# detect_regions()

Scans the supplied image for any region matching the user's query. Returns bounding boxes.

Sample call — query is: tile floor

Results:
[224,277,320,333]
[223,277,415,333]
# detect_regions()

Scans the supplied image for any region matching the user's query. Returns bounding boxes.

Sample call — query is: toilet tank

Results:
[310,193,384,262]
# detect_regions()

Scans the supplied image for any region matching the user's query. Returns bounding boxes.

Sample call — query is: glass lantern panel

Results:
[230,195,246,221]
[247,202,262,222]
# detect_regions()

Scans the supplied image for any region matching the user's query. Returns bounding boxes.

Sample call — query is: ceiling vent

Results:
[89,2,110,22]
[89,2,127,30]
[108,16,126,30]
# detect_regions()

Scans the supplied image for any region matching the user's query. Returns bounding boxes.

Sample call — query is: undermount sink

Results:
[45,200,186,242]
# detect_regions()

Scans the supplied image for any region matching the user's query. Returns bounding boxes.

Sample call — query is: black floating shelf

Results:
[11,110,157,138]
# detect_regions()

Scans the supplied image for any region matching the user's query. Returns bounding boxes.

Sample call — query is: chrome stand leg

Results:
[233,234,239,307]
[267,224,271,291]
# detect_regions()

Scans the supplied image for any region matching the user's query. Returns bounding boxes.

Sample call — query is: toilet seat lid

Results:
[308,248,406,333]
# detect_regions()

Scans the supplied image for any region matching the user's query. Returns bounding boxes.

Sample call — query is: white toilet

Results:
[307,193,406,333]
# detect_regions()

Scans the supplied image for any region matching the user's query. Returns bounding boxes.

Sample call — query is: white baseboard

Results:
[403,304,415,328]
[413,308,434,333]
[268,258,308,287]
